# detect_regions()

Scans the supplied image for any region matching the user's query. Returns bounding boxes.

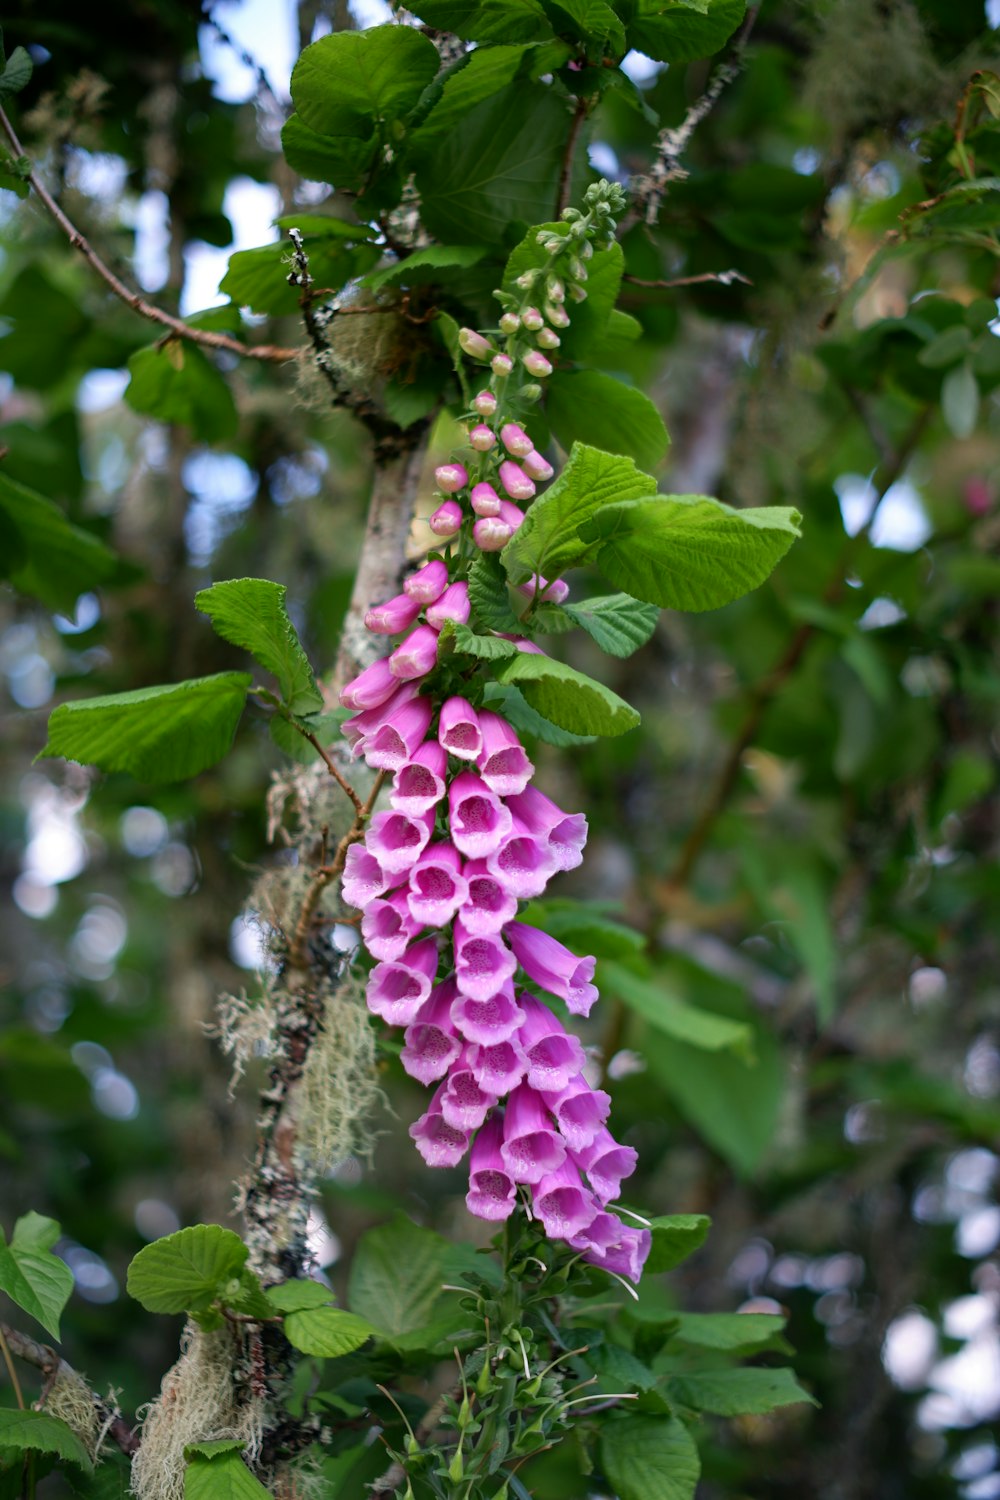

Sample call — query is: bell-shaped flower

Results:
[364,807,435,876]
[476,710,534,796]
[425,581,470,628]
[465,1114,516,1222]
[362,693,435,771]
[486,830,558,901]
[389,625,440,682]
[458,859,520,936]
[439,1049,498,1131]
[453,919,517,1001]
[505,922,597,1017]
[500,1083,567,1184]
[540,1073,611,1152]
[506,785,587,871]
[342,680,420,757]
[361,886,421,961]
[451,979,524,1046]
[570,1213,650,1284]
[364,592,423,636]
[401,980,463,1085]
[438,696,483,762]
[391,739,447,816]
[532,1159,597,1241]
[407,842,469,928]
[409,1091,471,1168]
[467,1036,527,1097]
[341,843,390,910]
[573,1126,638,1205]
[448,772,512,859]
[339,656,399,712]
[366,936,439,1027]
[518,993,586,1093]
[404,559,449,605]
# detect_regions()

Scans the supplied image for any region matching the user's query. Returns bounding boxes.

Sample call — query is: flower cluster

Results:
[337,181,648,1284]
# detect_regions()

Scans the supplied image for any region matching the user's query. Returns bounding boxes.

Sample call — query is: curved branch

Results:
[0,1321,140,1457]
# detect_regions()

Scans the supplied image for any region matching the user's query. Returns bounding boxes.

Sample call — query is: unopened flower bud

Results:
[536,327,560,350]
[429,500,462,537]
[522,450,554,482]
[404,558,448,604]
[561,207,582,222]
[522,306,544,331]
[515,269,537,290]
[522,350,552,378]
[500,423,533,458]
[473,517,514,552]
[568,283,588,303]
[542,236,563,254]
[498,499,525,532]
[547,277,565,304]
[471,481,501,517]
[435,463,468,494]
[580,240,593,260]
[499,460,537,501]
[491,353,513,377]
[545,302,570,328]
[521,383,542,404]
[469,424,496,452]
[473,389,498,417]
[499,312,520,334]
[458,327,493,360]
[568,258,587,282]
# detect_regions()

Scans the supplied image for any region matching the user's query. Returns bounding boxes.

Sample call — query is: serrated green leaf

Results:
[264,1279,334,1314]
[291,25,440,139]
[408,0,554,43]
[126,1225,248,1314]
[562,594,659,656]
[0,472,137,613]
[347,1213,451,1337]
[124,343,237,444]
[364,245,487,293]
[184,1451,271,1500]
[578,495,801,611]
[548,0,625,49]
[589,1342,657,1391]
[279,115,378,190]
[626,0,747,64]
[600,1415,700,1500]
[40,674,251,784]
[283,1306,376,1357]
[0,1411,92,1471]
[502,442,658,585]
[669,1312,786,1351]
[411,44,536,144]
[0,46,33,98]
[184,1444,245,1461]
[494,652,640,737]
[468,552,521,633]
[481,681,596,746]
[644,1214,712,1275]
[546,369,670,471]
[438,620,518,662]
[668,1366,816,1415]
[601,961,754,1056]
[196,578,322,714]
[0,1214,74,1339]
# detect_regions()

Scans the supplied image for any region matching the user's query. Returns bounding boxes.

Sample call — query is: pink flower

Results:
[523,350,553,378]
[361,693,435,772]
[391,739,447,815]
[435,463,469,494]
[410,1094,471,1167]
[473,390,498,417]
[366,936,440,1026]
[501,1083,567,1184]
[401,980,463,1085]
[522,450,555,482]
[573,1126,638,1204]
[499,312,520,335]
[364,807,435,875]
[342,680,420,757]
[458,859,520,935]
[458,328,492,360]
[498,460,536,502]
[341,843,390,910]
[450,980,524,1046]
[429,500,463,537]
[438,696,483,762]
[533,1159,597,1240]
[404,559,449,605]
[389,625,441,681]
[439,1051,498,1131]
[522,307,544,331]
[466,1113,517,1222]
[517,993,586,1093]
[485,830,558,901]
[472,517,513,552]
[505,922,598,1017]
[500,423,533,457]
[498,500,526,533]
[364,592,423,636]
[514,574,568,604]
[448,772,513,859]
[476,710,534,796]
[469,424,496,452]
[540,1073,611,1152]
[470,481,501,518]
[545,302,570,329]
[535,327,560,351]
[506,785,587,871]
[570,1213,650,1283]
[467,1037,527,1096]
[339,656,399,712]
[361,887,421,962]
[425,581,470,628]
[491,353,513,377]
[407,842,469,928]
[453,920,517,1001]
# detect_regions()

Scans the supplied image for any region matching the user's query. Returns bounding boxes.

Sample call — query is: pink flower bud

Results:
[469,424,496,452]
[545,302,570,328]
[964,476,992,516]
[568,283,588,303]
[435,463,468,494]
[536,326,560,350]
[473,389,498,417]
[499,312,520,334]
[473,517,513,552]
[389,624,441,681]
[429,500,463,537]
[470,481,501,517]
[522,450,554,482]
[404,558,448,605]
[522,350,552,378]
[499,460,536,501]
[458,327,492,360]
[547,277,565,304]
[491,353,513,377]
[500,423,533,458]
[425,581,470,628]
[515,270,538,290]
[339,656,399,711]
[365,591,423,636]
[498,500,525,533]
[515,573,568,605]
[522,307,544,331]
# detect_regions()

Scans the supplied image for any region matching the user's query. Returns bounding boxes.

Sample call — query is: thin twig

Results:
[0,102,296,363]
[288,769,386,970]
[557,96,590,218]
[0,1326,25,1410]
[0,1321,139,1456]
[294,725,365,815]
[623,269,752,290]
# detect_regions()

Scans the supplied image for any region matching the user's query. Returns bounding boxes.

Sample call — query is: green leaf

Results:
[279,115,377,190]
[184,1451,271,1500]
[601,961,754,1056]
[126,1225,248,1314]
[364,244,488,293]
[494,652,640,737]
[196,578,322,715]
[434,311,472,405]
[221,230,379,316]
[124,343,238,444]
[415,84,570,245]
[626,0,747,63]
[40,674,251,784]
[264,1279,334,1314]
[562,594,659,657]
[519,901,645,959]
[184,1444,245,1461]
[481,681,596,747]
[468,552,521,633]
[502,442,658,585]
[578,495,801,611]
[0,1214,74,1339]
[0,1411,92,1471]
[411,45,536,144]
[291,25,440,138]
[668,1367,816,1416]
[917,325,972,368]
[438,620,518,662]
[408,0,554,43]
[546,370,670,470]
[548,0,626,50]
[0,472,135,613]
[269,710,347,764]
[669,1312,787,1352]
[0,46,32,97]
[347,1213,451,1338]
[941,361,979,438]
[644,1214,712,1275]
[283,1307,376,1358]
[600,1415,700,1500]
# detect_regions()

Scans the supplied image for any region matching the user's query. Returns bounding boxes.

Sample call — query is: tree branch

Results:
[0,1321,140,1457]
[0,103,296,364]
[623,269,752,290]
[556,97,590,218]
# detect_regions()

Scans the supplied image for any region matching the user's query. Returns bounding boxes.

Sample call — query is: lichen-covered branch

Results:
[0,1320,139,1457]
